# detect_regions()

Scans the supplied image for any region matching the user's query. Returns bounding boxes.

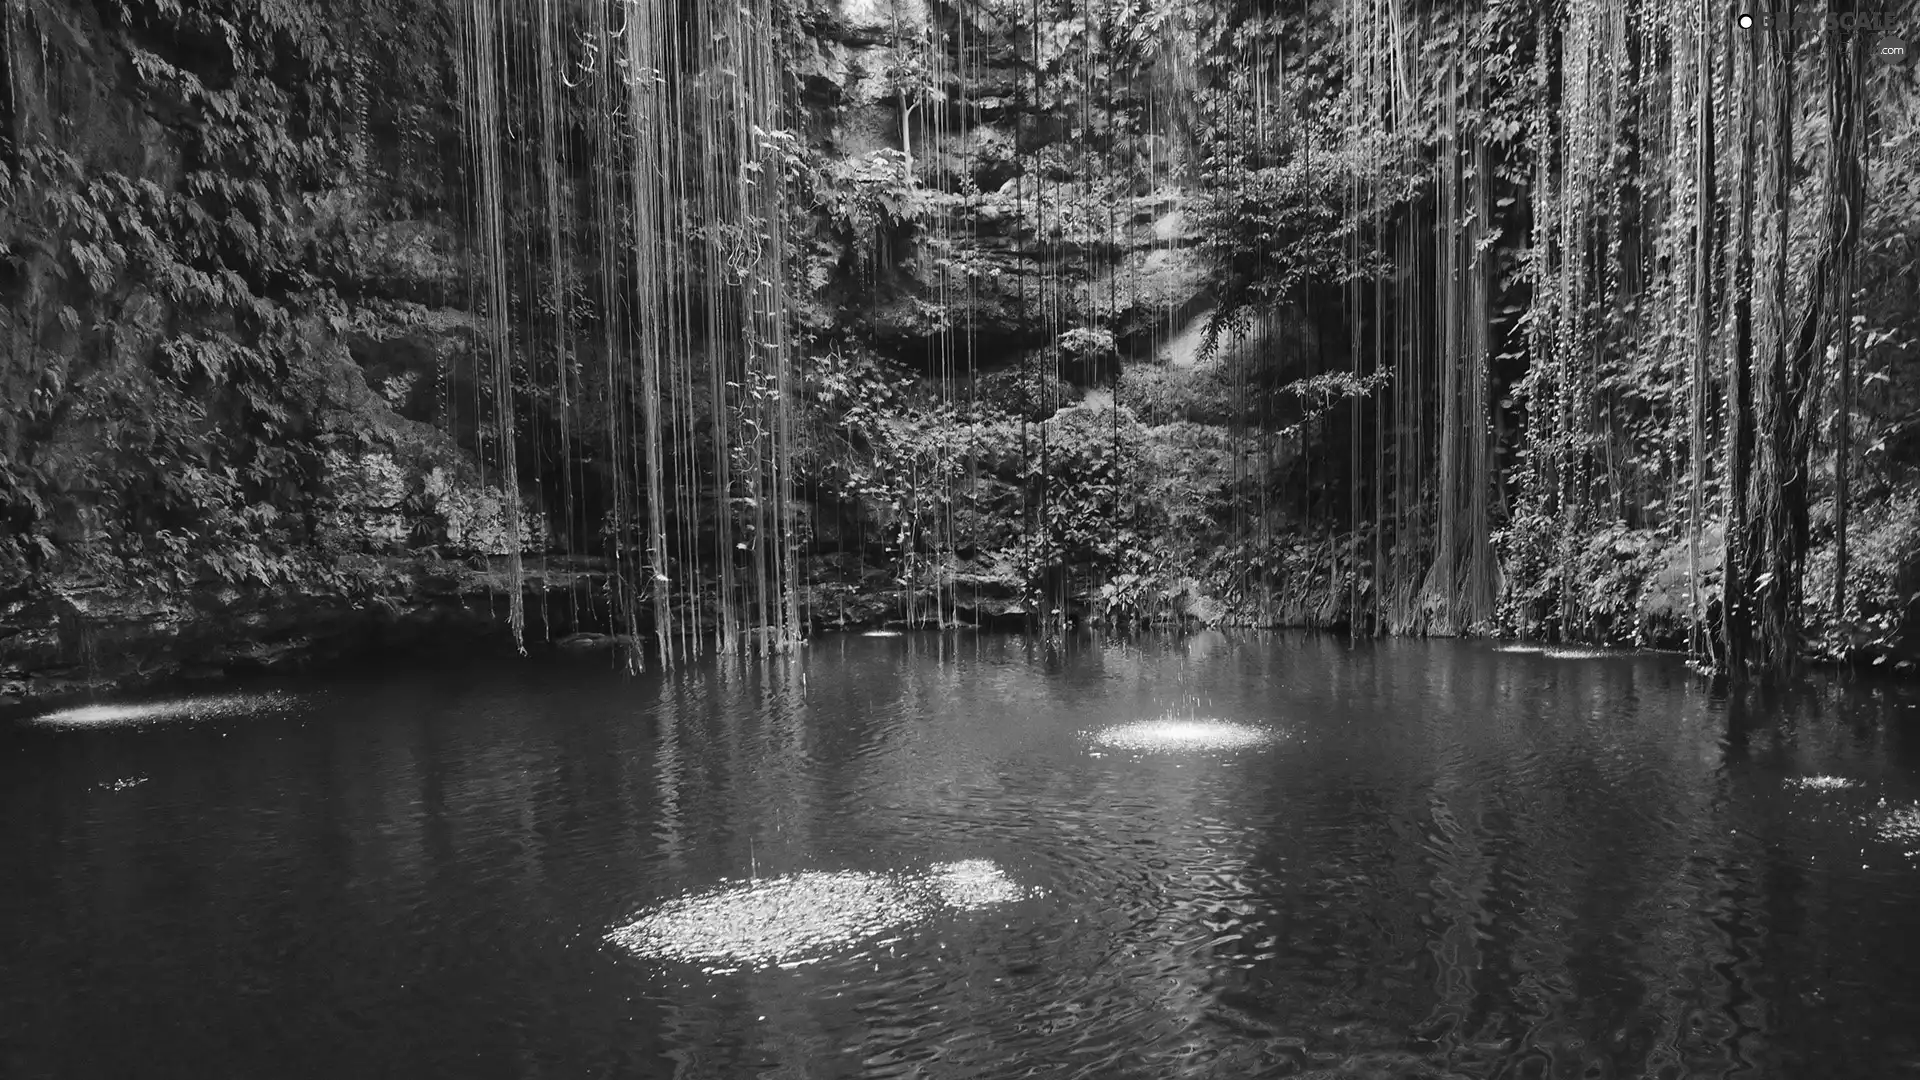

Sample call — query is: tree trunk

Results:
[1829,15,1866,620]
[1720,27,1757,673]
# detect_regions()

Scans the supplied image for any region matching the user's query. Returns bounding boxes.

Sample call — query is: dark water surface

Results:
[6,632,1920,1079]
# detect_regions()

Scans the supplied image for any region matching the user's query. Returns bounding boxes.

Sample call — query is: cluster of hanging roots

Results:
[1332,0,1874,676]
[452,0,1192,662]
[453,0,1879,678]
[457,0,803,667]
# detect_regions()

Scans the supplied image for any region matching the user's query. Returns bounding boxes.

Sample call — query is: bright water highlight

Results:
[23,691,292,728]
[607,859,1031,973]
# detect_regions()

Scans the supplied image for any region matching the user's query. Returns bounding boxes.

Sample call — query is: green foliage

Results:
[1570,526,1667,645]
[1492,500,1563,636]
[318,448,409,551]
[972,174,1131,249]
[1116,360,1237,426]
[0,0,447,600]
[1018,403,1149,588]
[974,366,1080,422]
[417,468,549,557]
[1804,484,1920,669]
[800,348,981,570]
[809,149,925,273]
[1136,421,1238,540]
[1086,418,1261,627]
[1193,157,1367,348]
[1058,327,1115,359]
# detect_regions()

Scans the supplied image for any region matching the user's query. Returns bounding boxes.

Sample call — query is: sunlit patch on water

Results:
[26,692,292,728]
[1871,803,1920,854]
[606,860,1031,973]
[926,858,1026,907]
[94,776,149,791]
[1089,718,1277,752]
[1786,775,1859,791]
[1494,643,1615,659]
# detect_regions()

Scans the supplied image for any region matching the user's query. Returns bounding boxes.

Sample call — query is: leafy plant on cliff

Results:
[1,0,472,600]
[809,149,925,279]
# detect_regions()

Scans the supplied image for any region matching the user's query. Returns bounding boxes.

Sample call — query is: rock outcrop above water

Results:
[0,560,609,707]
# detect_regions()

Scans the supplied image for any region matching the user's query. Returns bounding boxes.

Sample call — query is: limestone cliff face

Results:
[1,0,562,704]
[1,0,514,562]
[0,0,1219,701]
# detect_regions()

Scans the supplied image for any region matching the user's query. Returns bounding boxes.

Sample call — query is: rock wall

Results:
[0,0,1225,704]
[0,0,574,703]
[0,561,616,707]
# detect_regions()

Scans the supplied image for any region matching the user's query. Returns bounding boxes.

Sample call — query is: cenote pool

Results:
[5,632,1920,1079]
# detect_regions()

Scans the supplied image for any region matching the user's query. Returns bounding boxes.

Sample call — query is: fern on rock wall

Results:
[1,0,489,602]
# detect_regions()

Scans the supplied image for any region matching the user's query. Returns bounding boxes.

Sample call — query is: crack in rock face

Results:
[606,859,1030,973]
[1089,718,1277,753]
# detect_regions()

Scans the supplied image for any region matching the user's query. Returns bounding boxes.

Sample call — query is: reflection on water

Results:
[3,634,1920,1079]
[23,691,293,728]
